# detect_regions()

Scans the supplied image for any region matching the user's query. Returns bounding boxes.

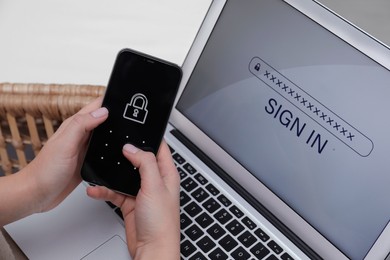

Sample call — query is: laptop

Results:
[5,0,390,259]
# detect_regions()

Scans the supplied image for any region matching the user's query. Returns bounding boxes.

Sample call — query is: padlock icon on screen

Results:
[123,93,149,124]
[254,63,261,71]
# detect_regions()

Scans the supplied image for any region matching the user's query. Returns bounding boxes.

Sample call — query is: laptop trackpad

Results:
[82,235,130,260]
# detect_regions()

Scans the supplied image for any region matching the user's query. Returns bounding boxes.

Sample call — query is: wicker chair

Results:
[0,83,105,176]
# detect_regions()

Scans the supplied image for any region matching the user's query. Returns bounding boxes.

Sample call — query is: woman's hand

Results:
[28,97,109,213]
[86,141,180,260]
[0,97,109,225]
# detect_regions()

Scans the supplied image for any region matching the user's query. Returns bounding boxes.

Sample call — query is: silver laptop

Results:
[6,0,390,259]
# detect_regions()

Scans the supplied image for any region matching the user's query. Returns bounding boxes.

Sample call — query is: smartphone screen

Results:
[81,49,182,196]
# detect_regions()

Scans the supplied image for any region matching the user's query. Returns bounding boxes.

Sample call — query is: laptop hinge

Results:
[170,129,322,260]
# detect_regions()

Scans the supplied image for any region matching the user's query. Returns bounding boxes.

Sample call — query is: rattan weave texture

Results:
[0,83,105,175]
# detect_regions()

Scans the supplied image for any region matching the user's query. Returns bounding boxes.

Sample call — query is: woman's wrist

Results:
[0,166,41,225]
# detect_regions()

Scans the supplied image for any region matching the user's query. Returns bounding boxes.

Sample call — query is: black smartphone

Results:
[81,48,182,196]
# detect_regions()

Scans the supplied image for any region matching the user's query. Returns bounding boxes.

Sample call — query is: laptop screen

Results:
[176,0,390,259]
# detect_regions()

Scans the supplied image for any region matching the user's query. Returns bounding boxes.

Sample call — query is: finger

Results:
[78,96,104,114]
[55,106,108,149]
[86,185,134,209]
[75,105,109,132]
[122,144,164,192]
[54,97,104,136]
[157,141,180,192]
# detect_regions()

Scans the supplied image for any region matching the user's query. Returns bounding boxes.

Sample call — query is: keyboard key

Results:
[173,153,186,165]
[189,252,207,260]
[214,208,233,225]
[217,194,232,207]
[208,247,228,260]
[184,202,202,217]
[185,224,204,241]
[229,205,244,218]
[205,183,220,196]
[226,219,245,236]
[177,167,188,179]
[254,228,270,242]
[219,234,238,252]
[180,213,193,230]
[207,223,226,240]
[250,242,270,259]
[266,255,278,260]
[196,236,216,253]
[181,240,197,257]
[268,240,283,255]
[281,252,295,260]
[180,191,191,206]
[231,246,251,260]
[242,216,257,230]
[238,231,257,248]
[194,173,208,185]
[183,162,197,174]
[195,212,214,228]
[202,198,221,213]
[182,178,199,192]
[191,187,210,203]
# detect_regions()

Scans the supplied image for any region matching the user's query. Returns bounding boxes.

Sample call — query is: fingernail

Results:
[123,143,139,154]
[91,107,108,118]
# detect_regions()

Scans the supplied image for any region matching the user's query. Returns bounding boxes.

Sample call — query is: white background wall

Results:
[0,0,388,86]
[0,0,211,85]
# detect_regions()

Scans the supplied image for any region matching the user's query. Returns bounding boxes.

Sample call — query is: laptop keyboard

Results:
[171,146,294,260]
[109,145,295,260]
